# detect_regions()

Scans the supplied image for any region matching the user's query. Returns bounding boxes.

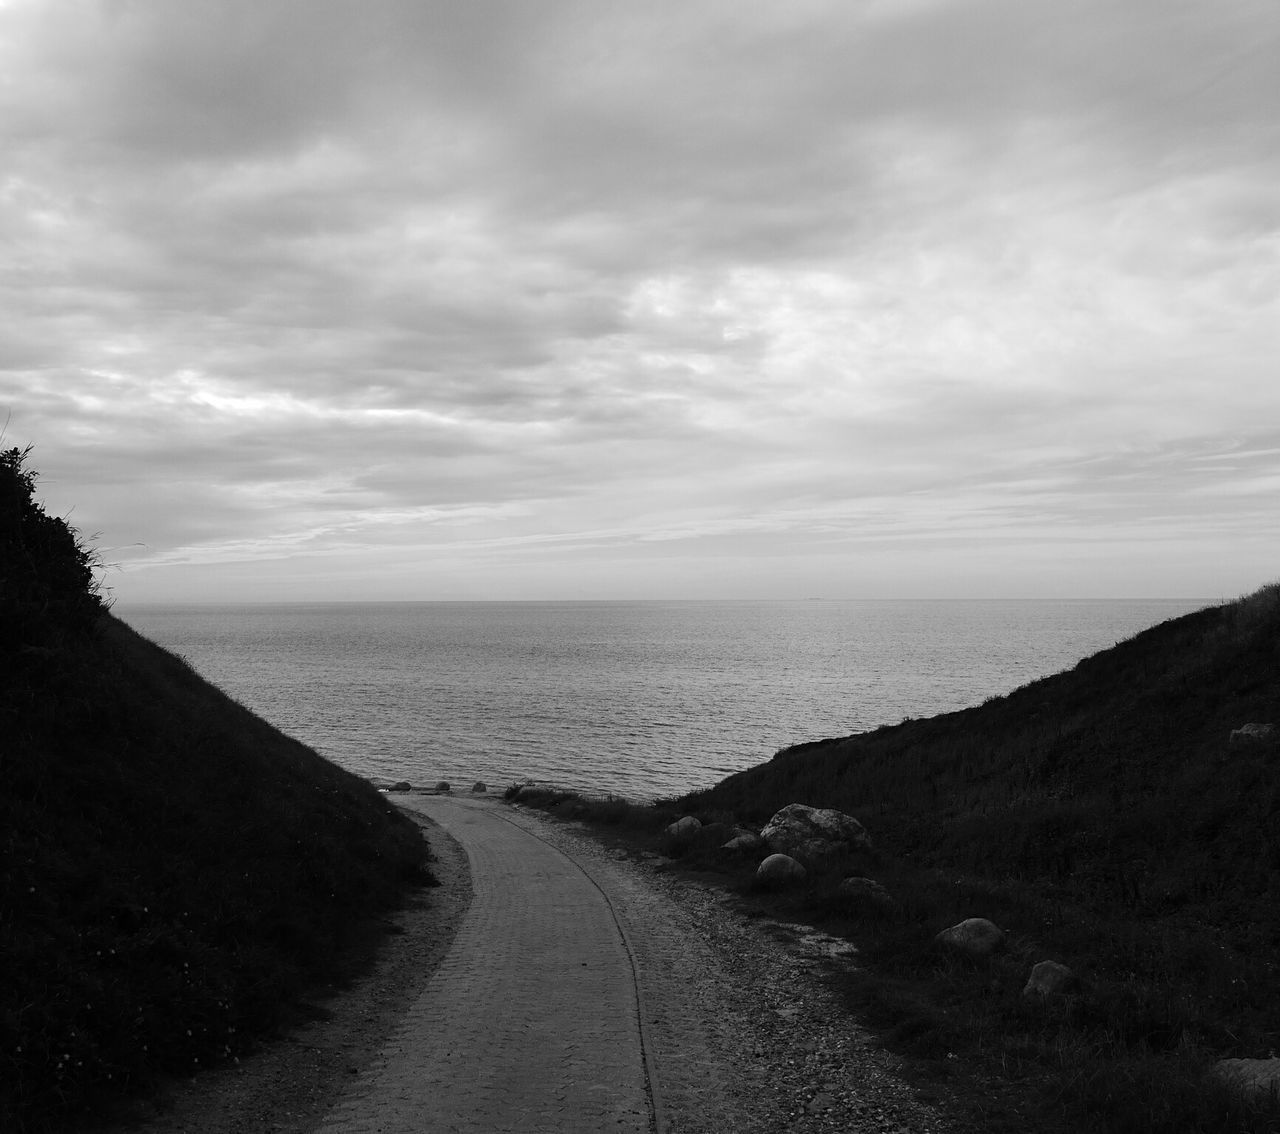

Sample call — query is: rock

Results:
[1230,722,1275,744]
[722,831,765,852]
[760,803,871,863]
[434,781,452,793]
[835,876,895,914]
[1212,1058,1280,1104]
[934,917,1004,958]
[665,815,702,839]
[387,781,412,793]
[756,853,807,886]
[1022,960,1076,998]
[471,781,487,793]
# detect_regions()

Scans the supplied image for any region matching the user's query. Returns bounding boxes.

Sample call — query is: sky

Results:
[2,0,1278,604]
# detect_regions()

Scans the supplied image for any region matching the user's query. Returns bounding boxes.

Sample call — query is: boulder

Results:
[1022,960,1076,998]
[1212,1058,1280,1104]
[934,917,1004,958]
[434,781,452,793]
[760,803,871,863]
[387,781,412,793]
[835,876,895,915]
[665,815,702,840]
[1230,722,1275,744]
[756,853,807,886]
[471,781,487,793]
[722,831,765,852]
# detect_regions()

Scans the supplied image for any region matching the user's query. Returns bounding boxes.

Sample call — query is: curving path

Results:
[316,795,659,1133]
[311,795,955,1134]
[131,793,955,1133]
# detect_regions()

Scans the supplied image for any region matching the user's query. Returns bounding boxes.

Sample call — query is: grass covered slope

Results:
[1,449,432,1131]
[680,585,1280,921]
[667,585,1280,1130]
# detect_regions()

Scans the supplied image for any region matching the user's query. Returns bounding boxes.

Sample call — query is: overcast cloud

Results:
[2,0,1277,602]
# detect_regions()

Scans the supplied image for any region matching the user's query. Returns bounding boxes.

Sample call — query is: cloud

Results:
[1,0,1278,600]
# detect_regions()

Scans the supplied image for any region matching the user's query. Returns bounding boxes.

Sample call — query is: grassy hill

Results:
[678,584,1280,923]
[1,448,432,1132]
[669,583,1280,1131]
[510,583,1280,1130]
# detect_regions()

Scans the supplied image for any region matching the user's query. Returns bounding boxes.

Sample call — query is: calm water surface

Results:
[119,599,1207,799]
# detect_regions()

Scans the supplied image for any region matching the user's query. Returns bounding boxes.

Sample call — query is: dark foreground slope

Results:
[669,585,1280,1130]
[1,450,431,1131]
[681,585,1280,924]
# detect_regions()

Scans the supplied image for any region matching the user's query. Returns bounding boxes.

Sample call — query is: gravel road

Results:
[108,795,958,1134]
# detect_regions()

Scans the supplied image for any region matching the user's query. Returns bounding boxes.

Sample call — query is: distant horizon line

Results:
[113,595,1219,608]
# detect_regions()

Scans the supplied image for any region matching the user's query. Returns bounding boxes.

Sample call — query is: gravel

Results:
[91,801,960,1133]
[509,806,959,1134]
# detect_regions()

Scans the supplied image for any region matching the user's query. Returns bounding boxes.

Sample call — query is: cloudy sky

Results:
[3,0,1278,604]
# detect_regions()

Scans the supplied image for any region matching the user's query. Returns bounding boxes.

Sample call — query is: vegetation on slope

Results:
[512,585,1280,1132]
[679,585,1280,922]
[677,584,1280,1132]
[1,448,432,1132]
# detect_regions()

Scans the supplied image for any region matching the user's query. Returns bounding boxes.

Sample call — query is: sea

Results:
[118,599,1208,801]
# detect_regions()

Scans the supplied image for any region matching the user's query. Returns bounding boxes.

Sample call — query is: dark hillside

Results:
[669,586,1280,1130]
[1,449,431,1132]
[679,585,1280,916]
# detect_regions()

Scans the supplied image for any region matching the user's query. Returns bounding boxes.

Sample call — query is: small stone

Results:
[934,917,1004,957]
[756,853,807,886]
[387,781,412,792]
[434,781,451,793]
[471,781,487,793]
[722,832,764,852]
[1022,960,1076,998]
[665,815,702,839]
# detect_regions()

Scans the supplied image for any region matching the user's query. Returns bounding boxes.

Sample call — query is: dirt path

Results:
[317,795,655,1132]
[114,795,959,1133]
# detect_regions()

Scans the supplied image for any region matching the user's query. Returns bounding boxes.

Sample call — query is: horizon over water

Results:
[120,597,1209,800]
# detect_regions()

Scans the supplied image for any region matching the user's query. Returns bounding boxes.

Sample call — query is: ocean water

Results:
[119,599,1207,800]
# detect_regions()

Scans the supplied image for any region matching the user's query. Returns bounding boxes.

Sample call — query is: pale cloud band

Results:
[2,0,1278,600]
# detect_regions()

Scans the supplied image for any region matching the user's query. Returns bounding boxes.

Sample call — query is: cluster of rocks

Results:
[664,802,1081,1003]
[664,801,871,887]
[384,780,488,794]
[930,918,1078,997]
